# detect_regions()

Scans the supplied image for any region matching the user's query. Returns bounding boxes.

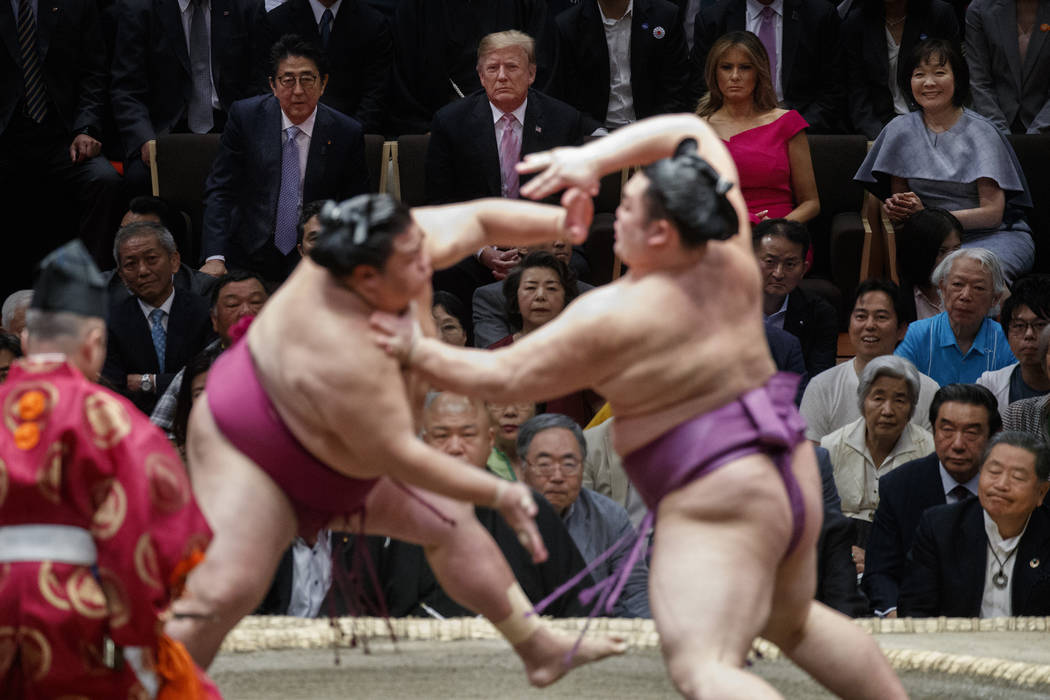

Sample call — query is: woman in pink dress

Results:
[696,31,820,234]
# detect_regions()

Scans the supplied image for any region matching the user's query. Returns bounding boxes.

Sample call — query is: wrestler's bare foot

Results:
[514,628,627,687]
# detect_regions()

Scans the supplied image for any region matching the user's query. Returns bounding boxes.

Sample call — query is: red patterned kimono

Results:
[0,358,220,699]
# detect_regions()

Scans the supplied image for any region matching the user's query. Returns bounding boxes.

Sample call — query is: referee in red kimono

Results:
[0,240,220,698]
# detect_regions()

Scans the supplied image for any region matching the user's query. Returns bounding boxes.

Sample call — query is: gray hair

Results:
[857,355,921,419]
[1037,324,1050,368]
[981,431,1050,482]
[113,221,178,265]
[517,413,587,462]
[2,290,32,329]
[931,248,1007,299]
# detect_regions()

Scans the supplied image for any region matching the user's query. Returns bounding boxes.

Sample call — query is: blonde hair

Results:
[695,31,779,117]
[477,30,535,67]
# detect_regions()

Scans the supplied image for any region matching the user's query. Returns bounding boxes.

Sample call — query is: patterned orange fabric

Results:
[0,358,218,698]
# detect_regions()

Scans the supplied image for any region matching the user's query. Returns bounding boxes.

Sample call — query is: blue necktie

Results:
[17,0,47,122]
[319,8,333,48]
[274,125,301,255]
[149,308,167,370]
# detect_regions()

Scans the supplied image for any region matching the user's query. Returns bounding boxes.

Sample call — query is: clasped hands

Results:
[883,191,924,223]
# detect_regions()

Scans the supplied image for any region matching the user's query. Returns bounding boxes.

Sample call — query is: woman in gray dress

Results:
[854,38,1034,283]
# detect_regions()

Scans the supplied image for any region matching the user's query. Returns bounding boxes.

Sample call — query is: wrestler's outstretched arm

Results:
[414,192,594,271]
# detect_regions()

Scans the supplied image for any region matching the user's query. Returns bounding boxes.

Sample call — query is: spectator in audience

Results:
[426,30,600,312]
[801,279,939,441]
[296,200,324,258]
[816,448,870,616]
[820,356,934,561]
[978,274,1050,415]
[583,417,649,528]
[895,207,962,322]
[1,290,32,337]
[432,290,472,347]
[0,0,124,279]
[110,0,259,193]
[965,0,1050,135]
[898,431,1050,617]
[385,0,556,135]
[519,413,651,618]
[103,221,216,414]
[0,332,22,383]
[200,35,369,284]
[842,0,959,140]
[151,270,269,435]
[486,400,536,481]
[765,324,808,400]
[855,38,1035,282]
[171,343,223,457]
[253,0,391,133]
[552,0,691,130]
[690,0,845,133]
[863,383,1001,616]
[1003,327,1050,443]
[696,31,820,229]
[895,248,1015,385]
[473,237,593,348]
[754,219,837,377]
[105,196,220,300]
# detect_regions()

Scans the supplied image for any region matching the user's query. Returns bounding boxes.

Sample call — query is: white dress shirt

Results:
[885,28,910,115]
[308,0,341,23]
[137,289,175,332]
[490,99,527,195]
[939,464,980,502]
[599,0,637,128]
[280,107,318,203]
[745,0,783,100]
[980,511,1027,618]
[177,0,220,109]
[288,529,333,618]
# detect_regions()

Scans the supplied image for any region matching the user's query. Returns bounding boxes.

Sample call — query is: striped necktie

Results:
[17,0,48,123]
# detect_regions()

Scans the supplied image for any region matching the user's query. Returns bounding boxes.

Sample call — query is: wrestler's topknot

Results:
[642,139,738,247]
[311,193,413,276]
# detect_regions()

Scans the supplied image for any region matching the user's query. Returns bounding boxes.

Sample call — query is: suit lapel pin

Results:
[652,26,665,39]
[535,125,542,133]
[1031,558,1040,568]
[641,23,648,30]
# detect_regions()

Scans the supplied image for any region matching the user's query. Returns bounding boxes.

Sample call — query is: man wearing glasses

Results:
[200,34,369,284]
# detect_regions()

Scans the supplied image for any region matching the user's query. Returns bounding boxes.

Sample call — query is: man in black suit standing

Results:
[863,383,1002,616]
[252,0,391,133]
[0,0,124,287]
[552,0,691,129]
[690,0,844,133]
[899,431,1050,618]
[102,221,216,415]
[427,29,601,313]
[110,0,259,193]
[200,34,369,284]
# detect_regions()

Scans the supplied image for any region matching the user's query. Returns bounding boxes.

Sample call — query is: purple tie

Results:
[498,113,520,199]
[757,6,778,89]
[274,125,300,255]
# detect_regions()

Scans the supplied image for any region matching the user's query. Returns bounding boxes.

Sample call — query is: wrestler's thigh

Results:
[762,442,825,643]
[649,453,794,664]
[185,396,297,574]
[333,478,474,546]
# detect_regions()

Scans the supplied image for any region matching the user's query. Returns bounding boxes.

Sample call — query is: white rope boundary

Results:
[220,615,1050,687]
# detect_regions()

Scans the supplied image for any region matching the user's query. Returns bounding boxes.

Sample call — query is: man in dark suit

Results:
[552,0,691,129]
[200,34,369,284]
[899,431,1050,617]
[690,0,844,133]
[753,219,837,377]
[252,0,391,133]
[102,221,216,414]
[427,29,600,314]
[863,383,1002,616]
[110,0,259,193]
[0,0,124,287]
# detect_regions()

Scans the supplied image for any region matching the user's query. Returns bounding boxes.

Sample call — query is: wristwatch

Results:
[141,374,153,393]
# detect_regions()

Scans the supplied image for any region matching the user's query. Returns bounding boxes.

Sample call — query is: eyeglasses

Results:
[1007,319,1049,336]
[759,256,803,273]
[275,73,319,89]
[526,458,581,475]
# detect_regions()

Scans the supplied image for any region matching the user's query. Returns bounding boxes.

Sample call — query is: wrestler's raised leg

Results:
[166,397,299,668]
[345,478,626,687]
[648,452,798,699]
[760,447,907,700]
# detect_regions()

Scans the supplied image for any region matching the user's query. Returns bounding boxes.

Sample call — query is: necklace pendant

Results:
[993,570,1009,589]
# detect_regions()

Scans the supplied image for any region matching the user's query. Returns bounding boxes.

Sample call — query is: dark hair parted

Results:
[502,251,578,331]
[297,200,325,246]
[209,269,269,309]
[269,34,329,80]
[896,208,962,290]
[752,218,811,259]
[853,278,906,327]
[928,383,1002,436]
[1001,274,1050,331]
[901,37,970,110]
[432,290,473,345]
[309,194,414,277]
[642,139,738,246]
[982,431,1050,482]
[172,344,223,448]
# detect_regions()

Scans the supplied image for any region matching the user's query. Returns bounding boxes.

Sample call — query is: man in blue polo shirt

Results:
[895,249,1015,386]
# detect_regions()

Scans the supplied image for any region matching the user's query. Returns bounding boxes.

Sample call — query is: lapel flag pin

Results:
[535,125,542,133]
[1030,558,1040,568]
[1041,23,1050,31]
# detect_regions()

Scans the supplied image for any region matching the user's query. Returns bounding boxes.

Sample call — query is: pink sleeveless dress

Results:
[724,110,809,225]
